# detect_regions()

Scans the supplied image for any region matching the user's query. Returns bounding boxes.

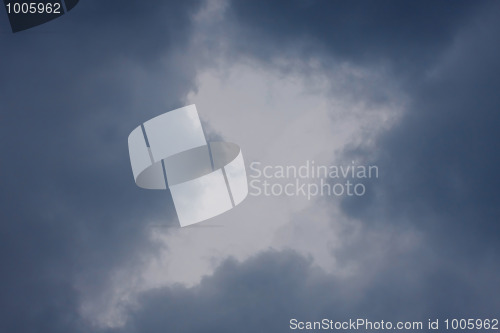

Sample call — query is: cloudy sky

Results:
[1,1,499,332]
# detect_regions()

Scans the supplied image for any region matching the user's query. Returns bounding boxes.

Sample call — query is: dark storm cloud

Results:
[227,0,481,75]
[340,2,500,251]
[0,0,201,332]
[1,1,499,332]
[332,10,500,323]
[113,248,498,333]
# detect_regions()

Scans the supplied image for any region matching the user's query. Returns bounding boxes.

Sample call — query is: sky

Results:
[0,1,499,332]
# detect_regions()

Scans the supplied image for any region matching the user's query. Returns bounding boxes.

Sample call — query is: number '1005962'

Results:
[444,319,498,330]
[5,2,61,14]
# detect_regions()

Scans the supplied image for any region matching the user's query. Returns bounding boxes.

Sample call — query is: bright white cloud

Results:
[141,58,404,286]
